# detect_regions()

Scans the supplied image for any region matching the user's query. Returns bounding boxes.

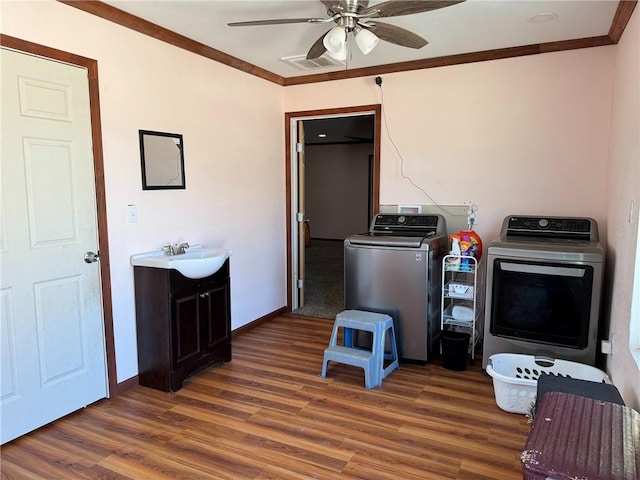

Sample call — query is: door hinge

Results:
[296,142,304,153]
[297,279,304,288]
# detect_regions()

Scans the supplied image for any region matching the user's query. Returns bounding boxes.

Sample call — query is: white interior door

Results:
[1,48,107,444]
[297,120,306,307]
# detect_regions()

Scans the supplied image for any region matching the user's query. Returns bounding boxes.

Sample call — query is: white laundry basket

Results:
[486,353,611,414]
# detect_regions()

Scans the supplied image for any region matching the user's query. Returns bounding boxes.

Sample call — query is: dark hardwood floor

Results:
[0,315,530,479]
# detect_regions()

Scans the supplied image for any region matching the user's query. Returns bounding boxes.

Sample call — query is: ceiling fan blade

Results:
[362,0,465,18]
[369,22,428,49]
[228,18,327,27]
[306,31,328,60]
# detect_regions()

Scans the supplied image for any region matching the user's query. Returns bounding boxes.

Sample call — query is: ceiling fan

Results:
[228,0,465,61]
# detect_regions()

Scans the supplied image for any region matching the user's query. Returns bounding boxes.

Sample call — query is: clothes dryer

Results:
[482,215,604,368]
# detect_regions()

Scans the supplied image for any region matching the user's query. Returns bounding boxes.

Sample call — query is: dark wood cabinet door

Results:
[171,291,202,369]
[200,281,230,352]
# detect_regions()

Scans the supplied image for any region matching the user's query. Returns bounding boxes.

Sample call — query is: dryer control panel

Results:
[504,215,597,241]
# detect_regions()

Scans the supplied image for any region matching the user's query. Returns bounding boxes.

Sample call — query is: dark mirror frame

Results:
[139,130,186,190]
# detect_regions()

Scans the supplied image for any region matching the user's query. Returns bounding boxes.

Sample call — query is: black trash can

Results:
[441,331,470,371]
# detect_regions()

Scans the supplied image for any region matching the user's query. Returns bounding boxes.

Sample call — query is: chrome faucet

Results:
[163,242,190,256]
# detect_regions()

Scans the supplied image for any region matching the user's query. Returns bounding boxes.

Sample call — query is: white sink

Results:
[131,247,232,279]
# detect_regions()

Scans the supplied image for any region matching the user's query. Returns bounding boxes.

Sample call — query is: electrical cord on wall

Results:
[375,76,467,218]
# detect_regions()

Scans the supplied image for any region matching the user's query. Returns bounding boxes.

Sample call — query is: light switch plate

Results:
[127,204,138,224]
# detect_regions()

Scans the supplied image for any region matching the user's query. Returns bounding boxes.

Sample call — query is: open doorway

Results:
[285,105,381,318]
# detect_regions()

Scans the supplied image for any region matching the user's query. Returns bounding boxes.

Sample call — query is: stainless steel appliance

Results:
[482,215,604,368]
[344,213,447,363]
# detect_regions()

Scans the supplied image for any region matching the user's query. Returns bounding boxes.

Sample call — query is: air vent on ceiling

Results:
[280,54,345,70]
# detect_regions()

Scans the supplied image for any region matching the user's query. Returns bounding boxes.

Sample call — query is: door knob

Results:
[84,251,100,263]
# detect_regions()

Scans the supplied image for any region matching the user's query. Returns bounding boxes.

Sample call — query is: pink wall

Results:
[284,48,614,244]
[604,7,640,409]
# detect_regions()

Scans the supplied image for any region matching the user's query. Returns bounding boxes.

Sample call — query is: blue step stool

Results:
[320,310,399,389]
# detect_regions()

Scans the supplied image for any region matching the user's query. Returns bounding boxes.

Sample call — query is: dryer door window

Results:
[490,259,593,349]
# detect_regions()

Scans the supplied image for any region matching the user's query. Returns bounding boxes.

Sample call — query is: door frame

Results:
[285,104,381,312]
[0,34,117,396]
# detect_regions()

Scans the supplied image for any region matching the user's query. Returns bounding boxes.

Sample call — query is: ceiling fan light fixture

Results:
[326,42,348,61]
[323,25,347,53]
[355,28,379,55]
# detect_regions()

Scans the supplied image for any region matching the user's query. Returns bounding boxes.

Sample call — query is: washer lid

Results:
[347,232,428,248]
[346,213,446,248]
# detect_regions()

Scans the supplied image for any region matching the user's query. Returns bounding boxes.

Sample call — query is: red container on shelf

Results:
[457,230,482,260]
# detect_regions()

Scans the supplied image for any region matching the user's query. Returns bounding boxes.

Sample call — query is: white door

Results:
[0,48,107,444]
[297,120,306,307]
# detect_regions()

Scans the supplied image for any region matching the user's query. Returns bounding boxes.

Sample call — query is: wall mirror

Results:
[139,130,185,190]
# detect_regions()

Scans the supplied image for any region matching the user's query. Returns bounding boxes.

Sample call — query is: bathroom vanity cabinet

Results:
[133,259,231,392]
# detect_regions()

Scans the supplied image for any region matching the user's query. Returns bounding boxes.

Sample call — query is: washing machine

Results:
[344,213,447,363]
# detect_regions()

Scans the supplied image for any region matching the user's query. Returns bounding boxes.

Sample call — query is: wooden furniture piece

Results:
[133,259,231,392]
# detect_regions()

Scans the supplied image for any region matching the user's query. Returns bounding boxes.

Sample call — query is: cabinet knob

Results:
[199,292,209,299]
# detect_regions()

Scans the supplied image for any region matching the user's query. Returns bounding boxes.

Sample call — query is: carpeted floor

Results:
[293,239,344,319]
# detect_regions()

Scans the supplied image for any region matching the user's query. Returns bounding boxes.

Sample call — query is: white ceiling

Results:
[104,0,622,79]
